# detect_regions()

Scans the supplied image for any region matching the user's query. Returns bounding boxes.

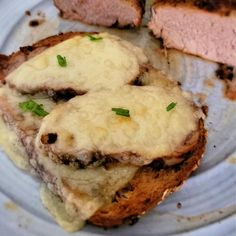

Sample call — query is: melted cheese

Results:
[0,117,29,170]
[0,84,57,170]
[0,85,56,124]
[6,33,148,93]
[0,82,60,170]
[40,184,85,232]
[37,152,138,220]
[0,93,138,231]
[37,83,202,165]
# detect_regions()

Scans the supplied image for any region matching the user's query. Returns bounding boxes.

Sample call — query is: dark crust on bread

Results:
[89,119,206,227]
[54,0,145,27]
[153,0,236,15]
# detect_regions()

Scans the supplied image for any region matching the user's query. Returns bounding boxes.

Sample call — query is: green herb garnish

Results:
[88,34,103,41]
[19,100,49,117]
[112,108,130,117]
[166,102,177,112]
[57,55,67,67]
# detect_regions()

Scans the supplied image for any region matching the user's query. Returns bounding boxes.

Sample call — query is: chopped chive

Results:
[87,34,103,41]
[112,108,130,117]
[166,102,177,112]
[19,100,49,117]
[57,55,67,67]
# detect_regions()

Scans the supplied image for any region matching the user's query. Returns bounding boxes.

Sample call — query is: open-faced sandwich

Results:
[0,32,206,232]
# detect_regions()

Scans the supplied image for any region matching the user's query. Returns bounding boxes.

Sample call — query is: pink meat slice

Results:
[149,0,236,66]
[54,0,144,27]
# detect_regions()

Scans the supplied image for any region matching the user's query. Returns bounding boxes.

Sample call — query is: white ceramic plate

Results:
[0,1,236,235]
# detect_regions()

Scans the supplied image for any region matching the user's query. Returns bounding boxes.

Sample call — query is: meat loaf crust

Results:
[154,0,236,15]
[54,0,145,27]
[89,119,206,227]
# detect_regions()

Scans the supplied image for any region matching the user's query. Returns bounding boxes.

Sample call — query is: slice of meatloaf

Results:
[53,0,145,27]
[149,0,236,66]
